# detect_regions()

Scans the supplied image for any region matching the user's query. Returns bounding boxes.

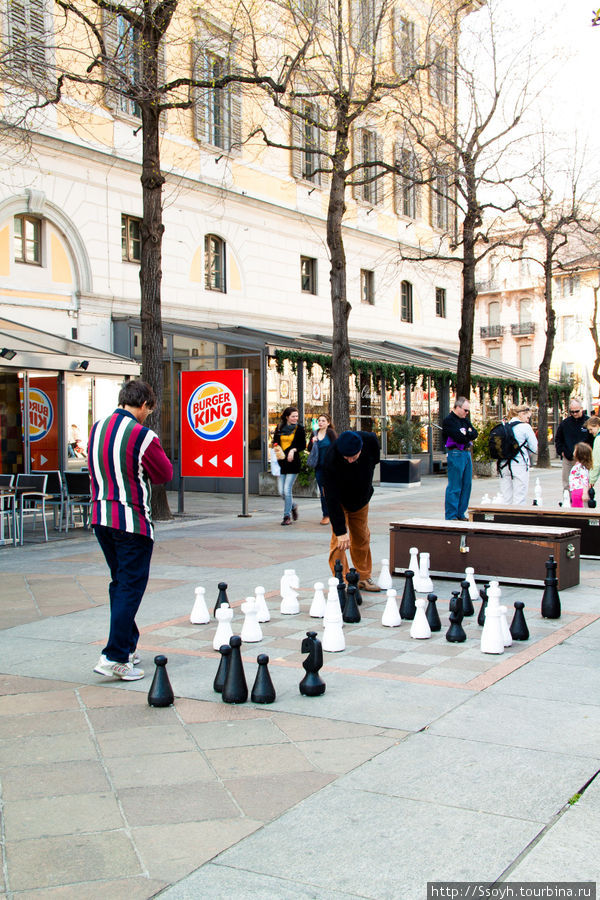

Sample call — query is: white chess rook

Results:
[414,552,433,593]
[465,567,479,602]
[213,603,234,651]
[410,595,431,639]
[309,582,327,618]
[190,586,210,624]
[381,588,401,627]
[241,596,263,642]
[377,558,393,590]
[254,585,270,623]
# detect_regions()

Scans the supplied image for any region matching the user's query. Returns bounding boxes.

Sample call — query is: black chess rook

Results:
[214,581,229,617]
[213,644,231,693]
[299,631,326,696]
[251,654,276,703]
[148,655,174,707]
[222,635,248,703]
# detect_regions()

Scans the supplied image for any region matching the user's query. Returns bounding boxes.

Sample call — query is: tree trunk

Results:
[327,119,351,432]
[140,38,172,520]
[456,159,478,399]
[536,247,555,468]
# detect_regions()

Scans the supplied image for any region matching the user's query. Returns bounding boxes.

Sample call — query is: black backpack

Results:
[488,421,521,462]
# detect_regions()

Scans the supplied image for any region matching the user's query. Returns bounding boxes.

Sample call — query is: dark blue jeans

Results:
[445,449,473,519]
[315,466,328,517]
[94,525,154,664]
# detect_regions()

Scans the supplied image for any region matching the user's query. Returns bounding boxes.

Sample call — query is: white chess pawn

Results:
[465,567,479,602]
[414,552,433,593]
[377,558,393,590]
[280,568,300,615]
[190,585,210,624]
[381,588,401,627]
[241,596,263,642]
[254,585,270,623]
[408,546,419,577]
[213,602,233,651]
[534,478,543,508]
[481,493,491,504]
[492,584,512,648]
[309,581,326,618]
[322,586,345,652]
[562,489,571,509]
[480,582,504,655]
[410,595,431,639]
[492,492,503,505]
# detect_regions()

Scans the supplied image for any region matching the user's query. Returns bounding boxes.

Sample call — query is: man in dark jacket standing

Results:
[442,397,478,520]
[322,430,381,592]
[554,397,593,490]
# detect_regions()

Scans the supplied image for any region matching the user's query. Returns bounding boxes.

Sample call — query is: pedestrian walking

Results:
[442,397,478,520]
[498,405,538,506]
[555,397,593,490]
[89,381,173,681]
[308,413,337,525]
[272,406,306,526]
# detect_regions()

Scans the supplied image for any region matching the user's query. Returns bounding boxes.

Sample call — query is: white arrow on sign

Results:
[194,454,203,466]
[40,455,48,466]
[224,455,233,467]
[209,455,218,467]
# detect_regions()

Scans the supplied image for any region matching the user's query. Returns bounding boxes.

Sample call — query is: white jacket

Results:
[509,418,538,469]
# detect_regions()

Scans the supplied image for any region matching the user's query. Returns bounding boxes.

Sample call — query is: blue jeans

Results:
[278,473,297,518]
[94,525,154,663]
[315,466,328,517]
[445,450,473,520]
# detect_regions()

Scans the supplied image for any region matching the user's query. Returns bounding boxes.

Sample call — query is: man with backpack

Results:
[494,405,538,505]
[442,397,478,520]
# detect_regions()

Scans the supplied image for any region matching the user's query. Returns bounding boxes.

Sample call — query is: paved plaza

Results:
[0,467,598,898]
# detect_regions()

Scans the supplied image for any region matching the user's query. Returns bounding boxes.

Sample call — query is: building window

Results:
[488,301,500,326]
[561,315,576,343]
[7,0,48,81]
[193,45,241,153]
[361,269,374,305]
[431,166,450,231]
[353,0,376,53]
[519,344,532,371]
[435,287,446,318]
[301,256,317,294]
[206,53,229,149]
[519,298,532,324]
[394,15,416,77]
[14,215,42,265]
[354,128,382,205]
[116,16,142,117]
[121,215,141,262]
[205,234,226,292]
[396,147,418,219]
[302,103,320,183]
[488,347,502,362]
[429,41,451,105]
[401,280,413,322]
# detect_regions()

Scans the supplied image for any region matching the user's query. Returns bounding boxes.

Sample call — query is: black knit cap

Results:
[336,431,363,456]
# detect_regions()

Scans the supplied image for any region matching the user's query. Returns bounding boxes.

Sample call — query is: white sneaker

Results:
[129,652,141,666]
[94,655,145,681]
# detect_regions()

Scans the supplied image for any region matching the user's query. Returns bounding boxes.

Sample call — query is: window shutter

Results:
[291,108,303,179]
[102,8,119,111]
[350,0,360,50]
[374,131,384,205]
[317,106,330,188]
[393,141,402,215]
[28,0,47,80]
[9,0,28,71]
[192,42,209,143]
[428,168,434,227]
[414,154,422,220]
[392,8,404,75]
[229,65,242,153]
[352,127,361,201]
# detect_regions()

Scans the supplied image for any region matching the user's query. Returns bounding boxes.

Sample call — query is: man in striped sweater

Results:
[89,381,173,681]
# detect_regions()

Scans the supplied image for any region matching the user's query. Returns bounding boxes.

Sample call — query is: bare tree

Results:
[1,0,306,513]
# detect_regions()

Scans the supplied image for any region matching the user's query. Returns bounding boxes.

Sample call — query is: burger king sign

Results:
[180,370,245,478]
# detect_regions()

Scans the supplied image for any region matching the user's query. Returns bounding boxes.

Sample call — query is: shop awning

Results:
[0,318,140,376]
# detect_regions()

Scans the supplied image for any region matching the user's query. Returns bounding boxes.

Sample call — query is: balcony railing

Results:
[475,280,500,292]
[480,325,504,339]
[511,322,535,336]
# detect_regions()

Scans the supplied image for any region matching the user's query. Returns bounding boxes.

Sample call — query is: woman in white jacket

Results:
[498,405,538,506]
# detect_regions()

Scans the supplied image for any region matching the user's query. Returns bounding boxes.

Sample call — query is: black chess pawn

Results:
[425,593,441,631]
[213,644,231,693]
[446,610,466,643]
[477,584,489,627]
[337,580,348,612]
[399,570,416,620]
[510,601,529,640]
[343,584,361,623]
[541,555,561,619]
[214,581,229,617]
[148,655,174,707]
[460,579,474,617]
[299,631,326,696]
[222,635,248,703]
[251,654,276,704]
[347,568,362,606]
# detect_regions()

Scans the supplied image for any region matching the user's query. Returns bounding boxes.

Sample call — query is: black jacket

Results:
[554,414,592,461]
[272,424,306,474]
[322,431,380,536]
[442,411,478,450]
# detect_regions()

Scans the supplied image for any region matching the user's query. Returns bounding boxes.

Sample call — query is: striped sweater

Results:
[88,408,173,539]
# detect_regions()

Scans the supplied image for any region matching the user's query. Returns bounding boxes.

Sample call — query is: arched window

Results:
[205,234,226,292]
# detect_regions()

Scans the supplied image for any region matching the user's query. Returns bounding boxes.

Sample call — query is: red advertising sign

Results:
[20,376,60,470]
[180,370,245,478]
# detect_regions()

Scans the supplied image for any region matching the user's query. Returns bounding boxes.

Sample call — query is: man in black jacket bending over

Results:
[322,430,381,592]
[442,397,478,520]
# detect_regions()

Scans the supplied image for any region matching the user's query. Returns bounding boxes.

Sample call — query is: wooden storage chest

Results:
[469,505,600,558]
[389,518,580,588]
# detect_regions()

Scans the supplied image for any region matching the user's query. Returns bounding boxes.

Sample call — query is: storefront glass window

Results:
[0,371,23,475]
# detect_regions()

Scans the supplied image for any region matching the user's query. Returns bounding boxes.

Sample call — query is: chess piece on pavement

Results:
[222,635,248,704]
[410,595,431,639]
[377,558,393,590]
[280,568,300,615]
[343,584,361,623]
[480,585,505,655]
[148,655,174,707]
[299,631,326,695]
[213,602,233,651]
[541,555,561,619]
[241,596,263,643]
[251,654,276,703]
[425,593,441,632]
[214,581,229,617]
[254,585,270,623]
[477,584,489,627]
[446,610,466,643]
[347,568,363,606]
[309,582,326,618]
[213,644,231,693]
[399,570,417,620]
[510,601,529,640]
[322,585,345,652]
[382,588,401,627]
[460,579,474,618]
[414,552,433,593]
[190,586,210,624]
[465,567,479,602]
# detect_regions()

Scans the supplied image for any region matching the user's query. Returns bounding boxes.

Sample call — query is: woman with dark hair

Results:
[272,406,306,525]
[308,413,337,525]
